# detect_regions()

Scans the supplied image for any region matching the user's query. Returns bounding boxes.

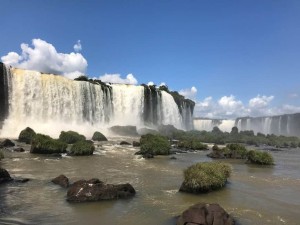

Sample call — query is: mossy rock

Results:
[139,134,171,155]
[18,127,36,144]
[179,162,232,193]
[225,143,248,159]
[69,141,95,156]
[92,131,107,141]
[247,150,274,165]
[30,134,67,154]
[59,131,86,144]
[0,151,4,160]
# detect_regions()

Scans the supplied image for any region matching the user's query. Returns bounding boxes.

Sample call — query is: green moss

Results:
[69,141,95,156]
[59,131,86,144]
[92,131,108,141]
[140,134,171,155]
[0,151,4,160]
[247,150,274,165]
[18,127,36,144]
[225,143,248,159]
[180,162,232,193]
[30,134,67,154]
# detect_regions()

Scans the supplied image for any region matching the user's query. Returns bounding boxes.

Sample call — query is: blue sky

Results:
[1,0,300,118]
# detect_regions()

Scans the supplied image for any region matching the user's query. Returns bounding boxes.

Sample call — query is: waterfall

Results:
[235,114,300,137]
[0,64,195,138]
[193,119,235,132]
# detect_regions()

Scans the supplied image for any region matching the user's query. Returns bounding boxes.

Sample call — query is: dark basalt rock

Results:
[170,156,177,160]
[132,141,140,147]
[14,178,30,183]
[0,168,13,184]
[67,178,136,202]
[52,174,70,188]
[207,151,225,159]
[120,141,131,145]
[1,139,15,147]
[13,147,25,152]
[177,203,235,225]
[142,153,154,159]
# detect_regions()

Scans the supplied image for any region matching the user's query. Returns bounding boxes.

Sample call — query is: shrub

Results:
[59,131,86,144]
[69,141,95,156]
[92,131,107,141]
[18,127,36,144]
[179,162,232,193]
[30,134,67,154]
[139,134,171,155]
[247,150,274,165]
[178,139,208,150]
[226,143,248,159]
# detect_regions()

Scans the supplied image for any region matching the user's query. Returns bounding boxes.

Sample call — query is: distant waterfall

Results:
[193,119,235,132]
[235,114,300,137]
[0,63,195,138]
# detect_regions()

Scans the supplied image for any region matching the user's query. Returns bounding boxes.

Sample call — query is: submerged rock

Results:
[67,178,136,202]
[132,141,140,147]
[13,147,25,152]
[120,141,131,145]
[52,174,70,188]
[177,203,235,225]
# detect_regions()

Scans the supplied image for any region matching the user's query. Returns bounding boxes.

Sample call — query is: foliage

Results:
[225,143,248,159]
[140,134,171,155]
[180,162,232,193]
[59,131,86,144]
[178,139,208,150]
[30,134,67,154]
[74,75,89,81]
[18,127,36,144]
[247,150,274,165]
[69,141,95,156]
[92,131,107,141]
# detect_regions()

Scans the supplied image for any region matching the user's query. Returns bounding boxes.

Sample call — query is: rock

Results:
[92,131,108,141]
[132,141,140,147]
[13,147,25,152]
[142,153,154,159]
[0,168,13,183]
[52,175,70,188]
[18,127,36,144]
[176,203,235,225]
[1,139,15,147]
[170,156,177,160]
[207,151,225,159]
[120,141,131,145]
[14,178,30,183]
[67,179,136,202]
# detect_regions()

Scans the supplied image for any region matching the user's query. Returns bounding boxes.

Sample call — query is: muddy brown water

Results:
[0,138,300,225]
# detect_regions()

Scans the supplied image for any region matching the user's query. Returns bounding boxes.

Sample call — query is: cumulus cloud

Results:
[179,86,197,99]
[249,95,274,108]
[147,81,154,86]
[73,40,82,52]
[1,38,88,79]
[98,73,138,85]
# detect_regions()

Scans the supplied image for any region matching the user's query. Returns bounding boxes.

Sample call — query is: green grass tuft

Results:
[59,131,86,144]
[140,134,171,155]
[69,141,95,156]
[30,134,67,154]
[247,150,274,165]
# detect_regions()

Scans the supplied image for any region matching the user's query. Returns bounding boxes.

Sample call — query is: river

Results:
[0,137,300,225]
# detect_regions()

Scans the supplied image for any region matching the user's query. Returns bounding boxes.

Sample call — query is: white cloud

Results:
[98,73,138,85]
[147,81,154,86]
[289,93,299,98]
[1,38,88,79]
[249,95,274,108]
[159,82,166,87]
[73,40,82,52]
[179,86,197,99]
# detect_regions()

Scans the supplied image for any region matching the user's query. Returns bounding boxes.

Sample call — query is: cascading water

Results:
[235,114,300,137]
[0,63,195,138]
[193,118,235,132]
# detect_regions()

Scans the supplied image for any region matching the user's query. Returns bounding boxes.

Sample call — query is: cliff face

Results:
[0,63,10,128]
[235,114,300,137]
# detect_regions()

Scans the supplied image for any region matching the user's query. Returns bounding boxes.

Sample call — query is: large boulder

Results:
[18,127,36,144]
[0,168,13,183]
[51,174,70,188]
[177,203,235,225]
[68,141,95,156]
[1,139,15,147]
[59,131,86,144]
[92,131,108,141]
[139,133,171,156]
[67,179,136,202]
